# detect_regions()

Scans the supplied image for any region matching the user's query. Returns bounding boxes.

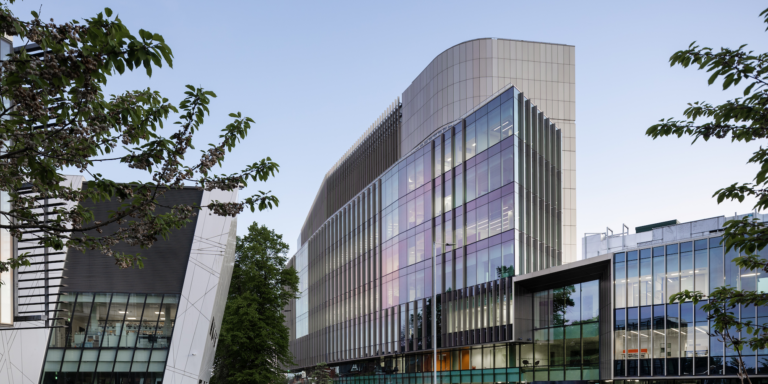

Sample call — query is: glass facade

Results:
[41,292,178,383]
[613,236,768,377]
[529,280,600,381]
[305,85,564,366]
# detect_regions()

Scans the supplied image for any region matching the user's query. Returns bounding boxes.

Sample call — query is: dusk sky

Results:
[11,0,768,258]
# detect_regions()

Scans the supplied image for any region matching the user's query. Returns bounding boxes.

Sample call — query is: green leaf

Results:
[105,7,113,17]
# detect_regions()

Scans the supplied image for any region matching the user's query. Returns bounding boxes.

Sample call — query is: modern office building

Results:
[286,38,578,377]
[0,175,237,384]
[285,38,768,384]
[585,213,768,379]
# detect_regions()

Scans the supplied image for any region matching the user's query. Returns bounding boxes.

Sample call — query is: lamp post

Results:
[433,242,453,384]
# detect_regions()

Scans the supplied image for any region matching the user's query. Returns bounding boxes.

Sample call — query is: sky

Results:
[9,0,768,258]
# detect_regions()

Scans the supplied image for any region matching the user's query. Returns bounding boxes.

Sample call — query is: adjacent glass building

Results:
[613,233,768,377]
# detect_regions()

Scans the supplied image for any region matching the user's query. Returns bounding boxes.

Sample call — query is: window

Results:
[44,292,178,376]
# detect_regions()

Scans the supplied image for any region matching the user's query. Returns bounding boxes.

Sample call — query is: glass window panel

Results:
[434,144,442,179]
[581,280,599,322]
[477,204,488,241]
[455,257,464,290]
[725,247,740,289]
[155,295,179,348]
[489,154,501,192]
[408,236,416,266]
[416,194,425,226]
[501,147,514,186]
[565,325,581,367]
[501,193,514,233]
[488,107,501,147]
[627,307,639,359]
[408,199,416,230]
[488,198,501,237]
[50,292,77,347]
[668,251,680,298]
[445,218,453,248]
[501,241,514,278]
[710,244,724,295]
[627,254,639,307]
[521,343,533,368]
[70,293,94,348]
[483,347,493,369]
[407,162,416,193]
[667,304,680,358]
[477,160,489,197]
[564,284,580,325]
[114,350,134,372]
[534,290,549,329]
[444,135,452,174]
[696,322,709,358]
[566,366,581,380]
[415,155,425,188]
[534,329,548,367]
[466,210,477,244]
[465,124,476,160]
[444,255,452,292]
[132,349,150,372]
[454,175,463,209]
[652,305,665,358]
[615,309,626,361]
[582,322,599,365]
[615,261,626,308]
[97,349,116,372]
[501,99,514,138]
[444,181,453,214]
[470,348,482,370]
[476,116,488,153]
[454,131,463,167]
[494,346,514,369]
[121,294,146,348]
[61,349,81,372]
[550,327,564,366]
[682,302,695,358]
[695,246,709,296]
[466,253,477,287]
[681,242,694,294]
[149,350,168,372]
[489,245,502,281]
[640,306,652,359]
[43,349,63,372]
[477,249,489,285]
[653,256,665,305]
[416,231,425,264]
[466,167,476,202]
[455,214,464,249]
[80,349,99,372]
[138,294,163,348]
[640,256,652,306]
[84,293,111,349]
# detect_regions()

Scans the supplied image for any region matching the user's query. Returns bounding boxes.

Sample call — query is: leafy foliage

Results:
[308,362,333,384]
[211,223,299,384]
[648,7,768,384]
[0,1,278,270]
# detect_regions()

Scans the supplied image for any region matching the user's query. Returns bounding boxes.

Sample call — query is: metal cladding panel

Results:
[61,188,204,294]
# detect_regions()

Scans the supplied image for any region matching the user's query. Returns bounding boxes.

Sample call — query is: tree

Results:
[308,362,333,384]
[0,1,279,271]
[646,7,768,384]
[211,223,299,384]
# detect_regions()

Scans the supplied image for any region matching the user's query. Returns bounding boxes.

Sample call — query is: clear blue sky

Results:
[10,0,768,258]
